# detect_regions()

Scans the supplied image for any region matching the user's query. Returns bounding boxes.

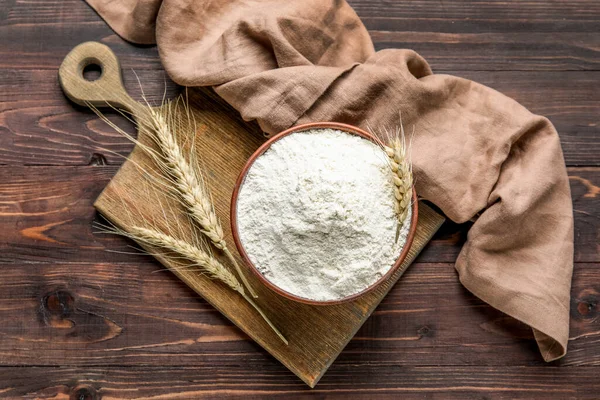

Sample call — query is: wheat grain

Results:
[384,131,413,224]
[134,226,242,288]
[370,122,414,230]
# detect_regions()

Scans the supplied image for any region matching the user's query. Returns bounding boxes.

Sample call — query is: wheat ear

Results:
[140,104,258,299]
[125,225,287,345]
[87,94,257,298]
[383,124,413,225]
[367,117,414,230]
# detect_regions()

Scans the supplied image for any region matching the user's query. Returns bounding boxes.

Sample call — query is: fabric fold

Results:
[84,0,574,361]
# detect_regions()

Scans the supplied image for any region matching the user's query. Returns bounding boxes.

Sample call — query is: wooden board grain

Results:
[57,41,445,387]
[0,261,597,369]
[1,365,600,399]
[3,71,599,167]
[3,0,599,72]
[0,166,598,265]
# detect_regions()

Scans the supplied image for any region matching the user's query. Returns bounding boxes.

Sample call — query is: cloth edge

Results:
[458,266,569,362]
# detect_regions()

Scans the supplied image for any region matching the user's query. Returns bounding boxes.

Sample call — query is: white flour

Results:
[236,128,411,301]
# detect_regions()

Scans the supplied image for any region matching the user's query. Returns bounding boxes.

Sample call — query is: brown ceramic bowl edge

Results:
[230,122,419,306]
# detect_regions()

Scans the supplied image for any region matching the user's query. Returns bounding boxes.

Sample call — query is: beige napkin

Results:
[86,0,574,361]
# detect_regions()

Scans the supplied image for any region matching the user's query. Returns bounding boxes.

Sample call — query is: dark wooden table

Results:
[0,0,598,398]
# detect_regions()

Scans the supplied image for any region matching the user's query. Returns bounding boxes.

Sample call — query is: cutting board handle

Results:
[59,42,138,112]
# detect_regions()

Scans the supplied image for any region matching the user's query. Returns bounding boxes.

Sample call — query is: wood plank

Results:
[0,69,179,165]
[0,0,163,71]
[0,261,596,368]
[355,0,600,72]
[1,0,599,72]
[0,69,179,104]
[0,165,138,264]
[344,262,600,367]
[0,70,597,166]
[0,166,597,264]
[371,31,600,71]
[0,25,164,71]
[5,0,599,31]
[350,0,600,31]
[0,365,598,398]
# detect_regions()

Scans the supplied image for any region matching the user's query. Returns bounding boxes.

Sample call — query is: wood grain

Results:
[2,0,598,71]
[0,261,597,368]
[1,0,598,167]
[370,32,600,71]
[0,166,597,264]
[0,365,599,399]
[1,70,598,166]
[1,0,599,396]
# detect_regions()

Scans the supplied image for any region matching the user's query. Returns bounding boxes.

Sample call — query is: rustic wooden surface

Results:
[0,0,598,398]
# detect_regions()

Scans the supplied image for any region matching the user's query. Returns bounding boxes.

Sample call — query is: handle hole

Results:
[82,63,103,81]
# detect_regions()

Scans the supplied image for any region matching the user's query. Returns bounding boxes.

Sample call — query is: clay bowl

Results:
[230,122,418,305]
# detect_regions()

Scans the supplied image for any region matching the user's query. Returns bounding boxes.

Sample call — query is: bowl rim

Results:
[230,121,419,305]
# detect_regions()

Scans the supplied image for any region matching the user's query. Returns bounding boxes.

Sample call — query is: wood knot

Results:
[70,385,99,400]
[417,325,433,338]
[40,289,76,328]
[577,297,597,318]
[43,290,74,318]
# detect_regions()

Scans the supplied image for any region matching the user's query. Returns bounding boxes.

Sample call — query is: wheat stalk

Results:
[141,104,258,298]
[134,226,242,287]
[102,223,287,345]
[88,97,258,299]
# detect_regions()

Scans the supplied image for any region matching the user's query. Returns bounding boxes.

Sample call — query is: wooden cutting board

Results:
[58,41,445,387]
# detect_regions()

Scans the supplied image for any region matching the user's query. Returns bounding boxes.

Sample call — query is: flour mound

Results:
[236,128,411,301]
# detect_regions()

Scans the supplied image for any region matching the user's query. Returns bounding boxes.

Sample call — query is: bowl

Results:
[230,122,418,305]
